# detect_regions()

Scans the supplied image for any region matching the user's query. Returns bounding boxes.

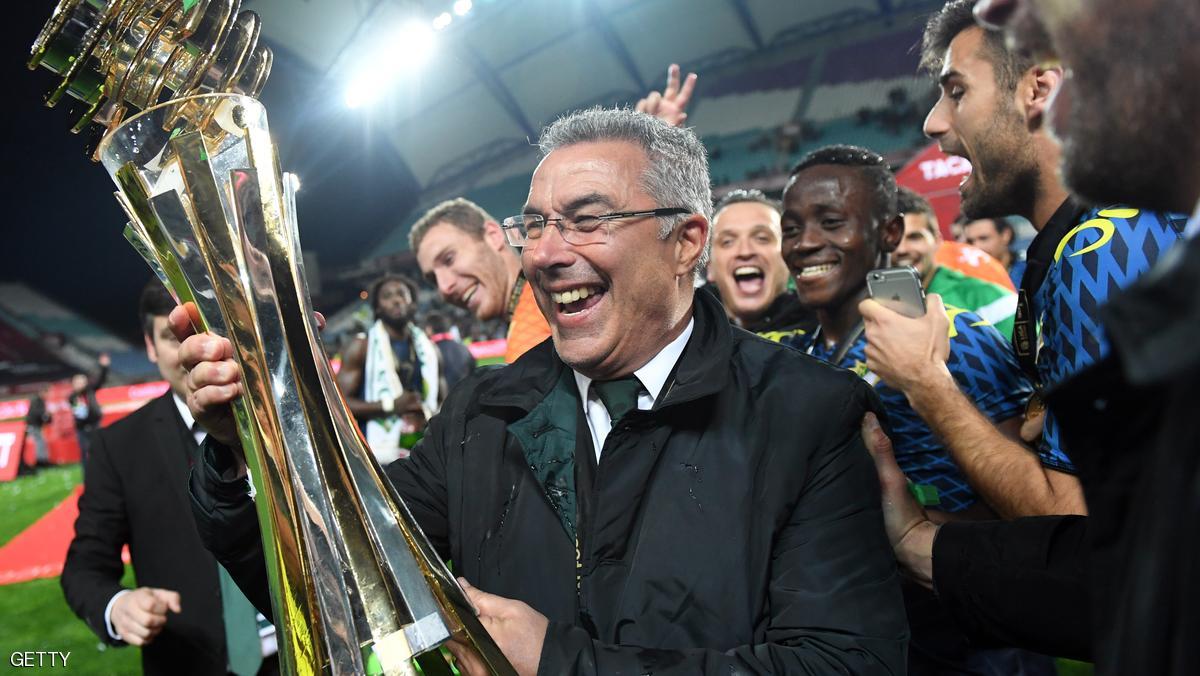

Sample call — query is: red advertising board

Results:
[0,421,28,482]
[95,381,170,428]
[0,380,168,479]
[895,143,971,240]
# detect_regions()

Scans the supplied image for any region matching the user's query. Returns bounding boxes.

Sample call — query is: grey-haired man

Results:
[178,107,907,674]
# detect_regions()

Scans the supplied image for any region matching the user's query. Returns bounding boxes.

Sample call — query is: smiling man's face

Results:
[782,165,900,312]
[709,201,789,322]
[415,221,513,320]
[521,139,703,378]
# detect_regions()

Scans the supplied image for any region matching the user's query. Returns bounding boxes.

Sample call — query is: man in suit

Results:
[61,280,276,675]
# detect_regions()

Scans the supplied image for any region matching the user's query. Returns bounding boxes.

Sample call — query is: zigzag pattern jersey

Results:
[1035,206,1186,471]
[786,308,1033,512]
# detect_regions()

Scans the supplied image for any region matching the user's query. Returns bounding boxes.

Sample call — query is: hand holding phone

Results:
[866,267,927,318]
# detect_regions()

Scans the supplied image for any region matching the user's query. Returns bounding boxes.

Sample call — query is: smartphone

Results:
[867,267,927,318]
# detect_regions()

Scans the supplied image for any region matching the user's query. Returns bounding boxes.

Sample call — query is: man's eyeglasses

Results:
[500,207,691,248]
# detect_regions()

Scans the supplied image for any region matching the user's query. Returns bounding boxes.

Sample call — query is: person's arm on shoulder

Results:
[859,295,1086,518]
[861,413,1092,660]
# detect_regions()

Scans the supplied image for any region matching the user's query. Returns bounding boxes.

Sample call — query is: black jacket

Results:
[932,231,1200,673]
[740,289,816,342]
[191,290,908,674]
[62,394,234,675]
[25,395,48,426]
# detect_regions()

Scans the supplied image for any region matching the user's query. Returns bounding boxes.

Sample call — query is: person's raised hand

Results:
[169,303,241,447]
[860,293,953,393]
[635,63,697,127]
[111,587,181,647]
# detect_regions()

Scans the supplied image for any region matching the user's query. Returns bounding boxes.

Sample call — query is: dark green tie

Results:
[218,564,263,676]
[593,376,642,423]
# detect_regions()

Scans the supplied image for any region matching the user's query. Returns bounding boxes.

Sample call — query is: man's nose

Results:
[923,98,953,142]
[734,237,757,258]
[434,270,456,298]
[788,225,825,255]
[524,222,574,271]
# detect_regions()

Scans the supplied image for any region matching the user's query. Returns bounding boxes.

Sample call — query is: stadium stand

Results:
[0,284,153,386]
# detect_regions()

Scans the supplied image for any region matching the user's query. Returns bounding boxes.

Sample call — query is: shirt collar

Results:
[573,317,695,406]
[173,393,197,431]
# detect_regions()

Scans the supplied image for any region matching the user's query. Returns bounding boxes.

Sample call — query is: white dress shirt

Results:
[174,394,206,446]
[573,317,694,460]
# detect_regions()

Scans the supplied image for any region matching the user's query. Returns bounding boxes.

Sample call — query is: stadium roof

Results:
[247,0,944,256]
[7,1,946,339]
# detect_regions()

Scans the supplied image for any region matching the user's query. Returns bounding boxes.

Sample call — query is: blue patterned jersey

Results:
[786,308,1033,512]
[1034,206,1185,471]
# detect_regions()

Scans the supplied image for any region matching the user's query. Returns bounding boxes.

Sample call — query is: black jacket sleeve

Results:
[932,515,1091,661]
[188,438,272,619]
[537,380,909,675]
[383,397,454,561]
[61,429,131,644]
[190,396,458,623]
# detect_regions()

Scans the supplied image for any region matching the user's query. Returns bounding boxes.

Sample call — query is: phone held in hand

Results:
[866,267,927,318]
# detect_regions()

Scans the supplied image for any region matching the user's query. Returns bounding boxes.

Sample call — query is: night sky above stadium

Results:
[3,8,418,344]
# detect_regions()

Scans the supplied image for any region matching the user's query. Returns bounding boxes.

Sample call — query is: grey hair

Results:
[537,107,713,277]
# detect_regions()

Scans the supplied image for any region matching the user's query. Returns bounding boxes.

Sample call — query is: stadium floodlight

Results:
[433,12,452,30]
[453,0,473,17]
[344,20,437,109]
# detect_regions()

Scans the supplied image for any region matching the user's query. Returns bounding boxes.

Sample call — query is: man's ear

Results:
[1023,66,1063,132]
[674,215,709,278]
[879,213,905,254]
[483,220,508,251]
[144,333,158,364]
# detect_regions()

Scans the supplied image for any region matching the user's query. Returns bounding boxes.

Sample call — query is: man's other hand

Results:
[1021,404,1046,445]
[112,587,181,647]
[635,63,697,127]
[169,303,241,447]
[861,413,938,589]
[448,578,547,676]
[860,293,953,393]
[394,391,425,417]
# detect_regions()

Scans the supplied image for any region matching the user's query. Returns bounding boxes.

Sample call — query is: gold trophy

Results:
[30,3,514,674]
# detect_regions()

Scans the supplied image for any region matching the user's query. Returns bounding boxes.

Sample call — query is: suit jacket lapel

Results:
[148,394,193,508]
